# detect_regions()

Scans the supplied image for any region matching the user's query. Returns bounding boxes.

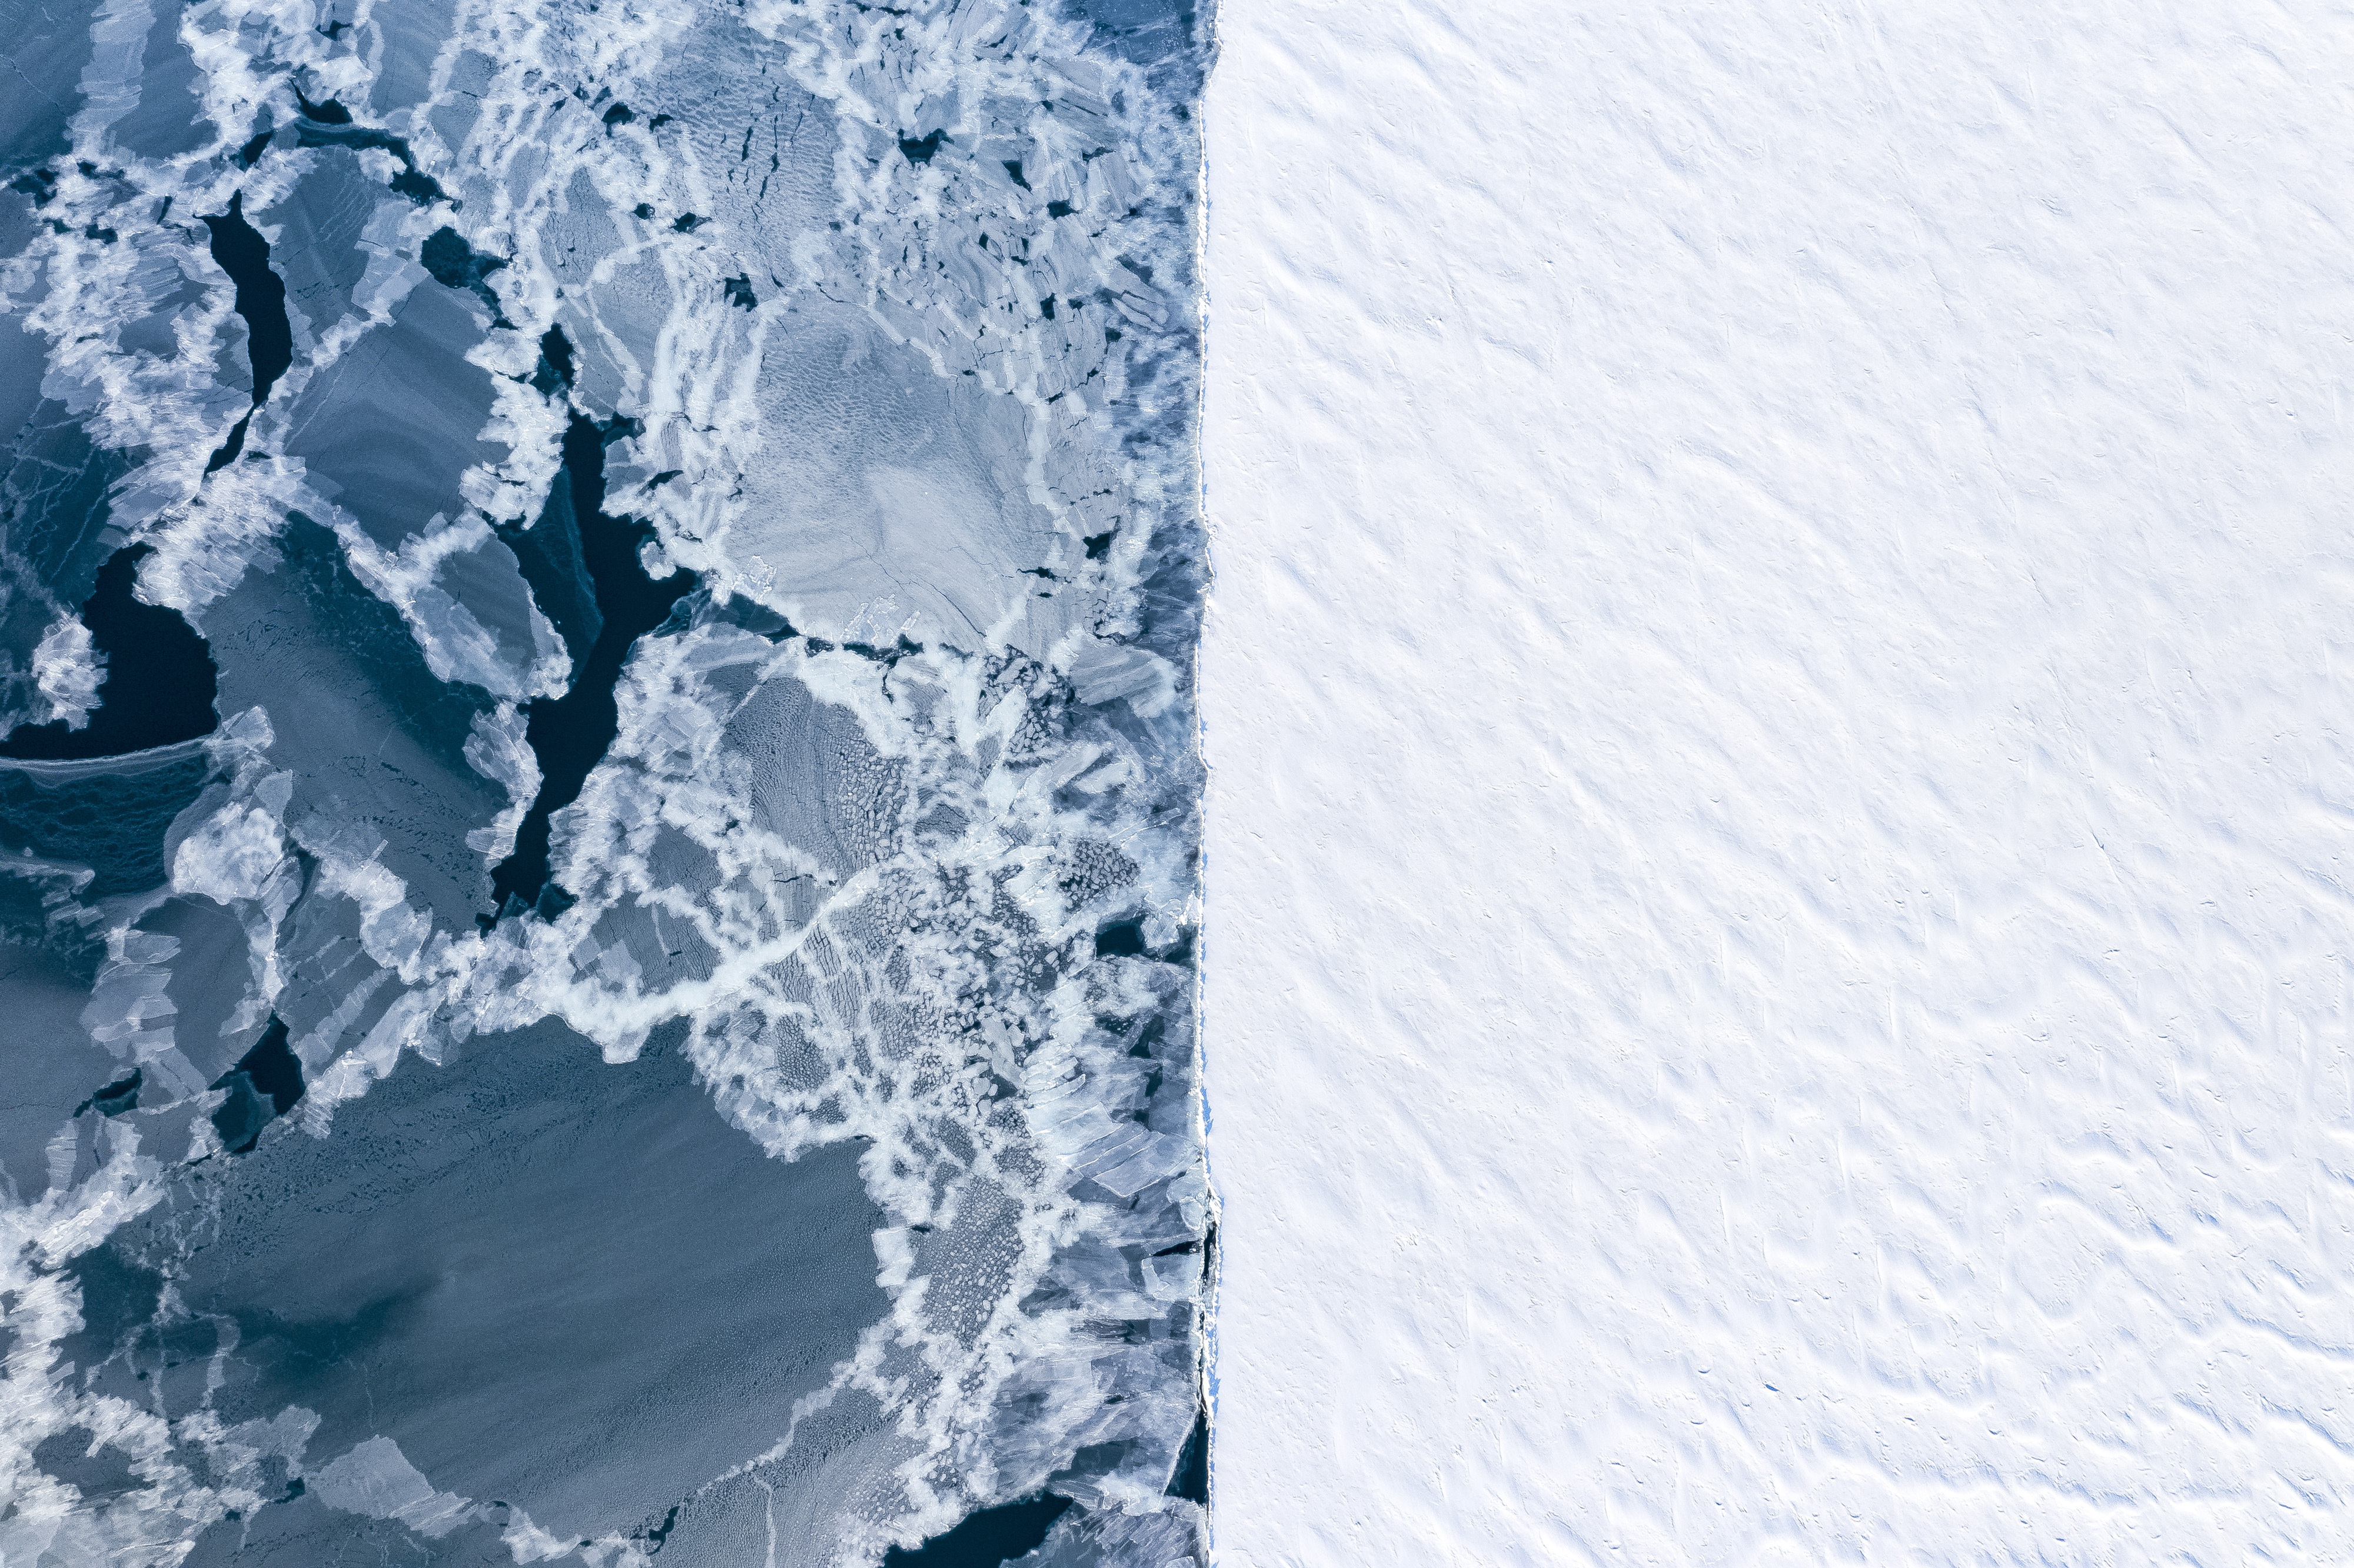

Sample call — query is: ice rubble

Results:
[0,0,1211,1559]
[31,618,107,731]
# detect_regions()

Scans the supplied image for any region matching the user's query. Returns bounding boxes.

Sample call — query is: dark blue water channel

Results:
[208,1016,304,1154]
[488,416,697,920]
[200,191,291,471]
[0,545,218,760]
[882,1493,1075,1567]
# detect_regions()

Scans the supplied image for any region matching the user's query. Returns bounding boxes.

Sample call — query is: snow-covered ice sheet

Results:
[1203,0,2354,1561]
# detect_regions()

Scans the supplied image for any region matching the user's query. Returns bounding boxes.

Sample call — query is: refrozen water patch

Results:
[0,0,1210,1560]
[64,1018,888,1561]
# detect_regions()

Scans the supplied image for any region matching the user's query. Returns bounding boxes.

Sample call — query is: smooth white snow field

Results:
[1201,1,2354,1562]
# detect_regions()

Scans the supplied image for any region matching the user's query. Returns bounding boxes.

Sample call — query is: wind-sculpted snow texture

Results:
[0,0,1210,1560]
[1208,1,2354,1563]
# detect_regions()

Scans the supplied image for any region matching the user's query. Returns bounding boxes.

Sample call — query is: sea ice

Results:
[0,0,1211,1559]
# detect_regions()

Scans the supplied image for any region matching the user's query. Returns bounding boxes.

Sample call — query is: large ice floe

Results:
[0,0,1211,1559]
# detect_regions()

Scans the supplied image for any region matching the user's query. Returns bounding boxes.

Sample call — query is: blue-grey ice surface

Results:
[0,0,1209,1560]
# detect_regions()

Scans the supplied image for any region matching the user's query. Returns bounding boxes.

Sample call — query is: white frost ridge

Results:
[32,617,105,730]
